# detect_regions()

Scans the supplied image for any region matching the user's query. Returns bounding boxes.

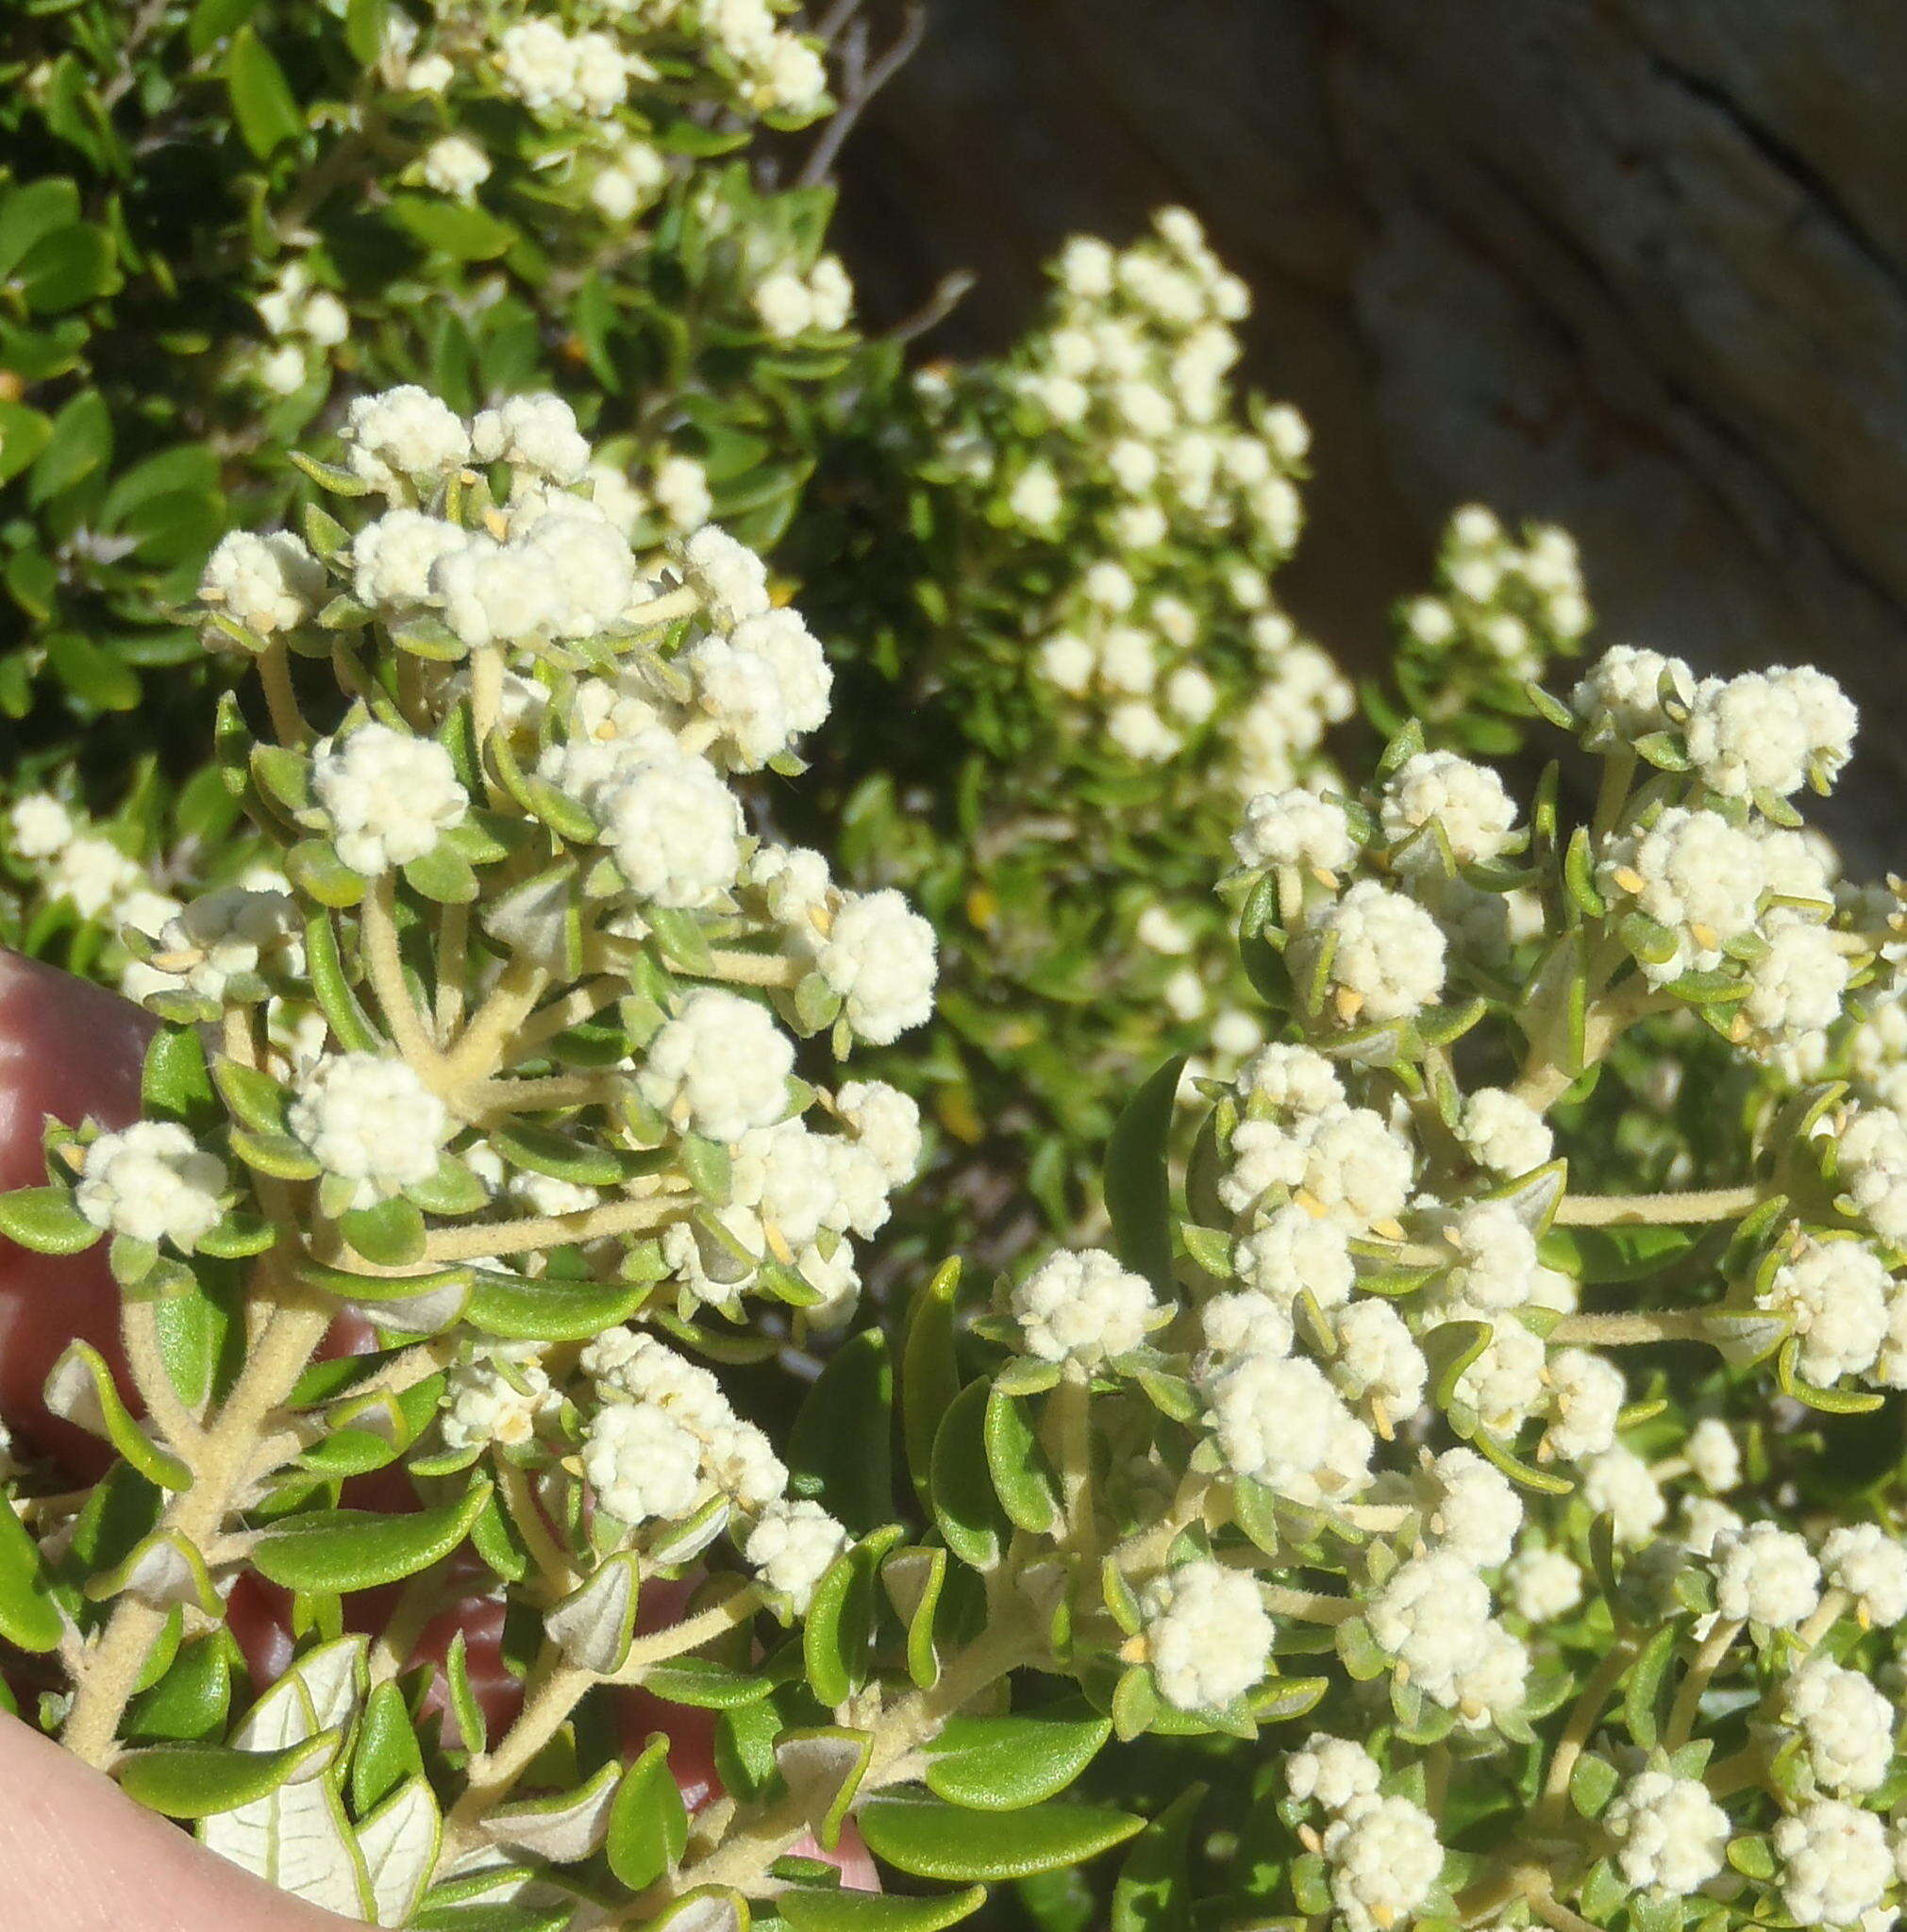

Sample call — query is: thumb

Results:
[0,1712,360,1932]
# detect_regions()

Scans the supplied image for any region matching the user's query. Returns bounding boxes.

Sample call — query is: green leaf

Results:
[607,1733,689,1891]
[1625,1620,1681,1751]
[142,1026,218,1124]
[924,1704,1111,1811]
[805,1527,904,1709]
[343,0,389,62]
[983,1385,1057,1535]
[226,26,303,159]
[0,1186,99,1256]
[339,1196,427,1268]
[1104,1056,1185,1295]
[389,194,516,261]
[464,1271,649,1342]
[1111,1782,1205,1932]
[117,1734,333,1819]
[0,1485,64,1653]
[858,1794,1145,1883]
[252,1480,492,1593]
[188,0,259,54]
[930,1380,1007,1569]
[287,840,369,909]
[352,1680,427,1815]
[778,1888,987,1932]
[17,224,116,314]
[0,179,81,277]
[213,1056,291,1135]
[305,911,380,1051]
[126,1636,232,1743]
[902,1258,962,1510]
[46,1342,193,1491]
[789,1329,893,1533]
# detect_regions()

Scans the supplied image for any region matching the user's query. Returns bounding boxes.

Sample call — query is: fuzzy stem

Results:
[1533,1639,1635,1826]
[435,903,470,1042]
[1546,1311,1718,1347]
[1664,1617,1742,1750]
[620,1617,1032,1917]
[698,948,800,991]
[1553,1185,1764,1227]
[419,1184,690,1264]
[620,585,700,630]
[443,958,551,1087]
[507,976,630,1058]
[365,875,443,1075]
[1261,1584,1355,1625]
[257,640,309,747]
[121,1299,204,1455]
[62,1298,334,1765]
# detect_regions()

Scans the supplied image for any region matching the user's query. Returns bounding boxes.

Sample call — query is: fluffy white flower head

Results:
[311,723,468,875]
[287,1053,448,1208]
[1140,1559,1274,1711]
[1012,1248,1158,1368]
[75,1123,226,1250]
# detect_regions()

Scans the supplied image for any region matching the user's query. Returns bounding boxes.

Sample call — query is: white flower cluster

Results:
[285,1053,449,1209]
[923,208,1350,788]
[1010,1247,1160,1368]
[311,722,469,876]
[752,257,853,341]
[1138,1558,1275,1711]
[1400,504,1591,680]
[75,1123,226,1252]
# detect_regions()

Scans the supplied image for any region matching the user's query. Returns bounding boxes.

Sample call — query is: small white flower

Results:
[1380,751,1516,871]
[199,531,326,635]
[287,1053,448,1208]
[1232,1202,1355,1310]
[1233,789,1354,874]
[1603,1771,1730,1895]
[817,890,937,1044]
[682,526,772,628]
[471,393,591,484]
[1293,880,1447,1025]
[341,385,471,497]
[1420,1446,1523,1568]
[637,990,794,1143]
[75,1123,226,1251]
[596,753,744,909]
[1284,1734,1380,1815]
[1774,1800,1894,1928]
[1012,1248,1157,1368]
[1504,1544,1583,1622]
[8,793,74,859]
[582,1401,705,1525]
[1760,1236,1891,1387]
[744,1499,849,1612]
[1685,1418,1741,1493]
[1778,1659,1895,1795]
[311,723,468,875]
[1820,1524,1907,1626]
[1713,1520,1821,1627]
[1202,1351,1373,1505]
[1321,1794,1444,1932]
[1457,1088,1553,1176]
[753,271,814,341]
[832,1081,923,1189]
[1140,1559,1275,1711]
[421,133,492,198]
[1580,1444,1665,1545]
[441,1346,554,1452]
[1542,1348,1626,1462]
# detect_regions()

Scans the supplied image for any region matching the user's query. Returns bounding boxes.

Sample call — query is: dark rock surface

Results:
[831,0,1907,839]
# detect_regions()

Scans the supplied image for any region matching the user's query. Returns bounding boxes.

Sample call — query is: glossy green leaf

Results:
[118,1734,332,1819]
[607,1733,689,1891]
[789,1328,892,1533]
[930,1380,1007,1568]
[982,1384,1057,1535]
[1104,1056,1185,1294]
[252,1480,492,1593]
[0,1487,63,1653]
[924,1704,1111,1810]
[778,1886,987,1932]
[0,1186,98,1256]
[226,27,303,159]
[858,1794,1145,1882]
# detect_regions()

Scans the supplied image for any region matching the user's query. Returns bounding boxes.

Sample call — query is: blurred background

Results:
[825,0,1907,837]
